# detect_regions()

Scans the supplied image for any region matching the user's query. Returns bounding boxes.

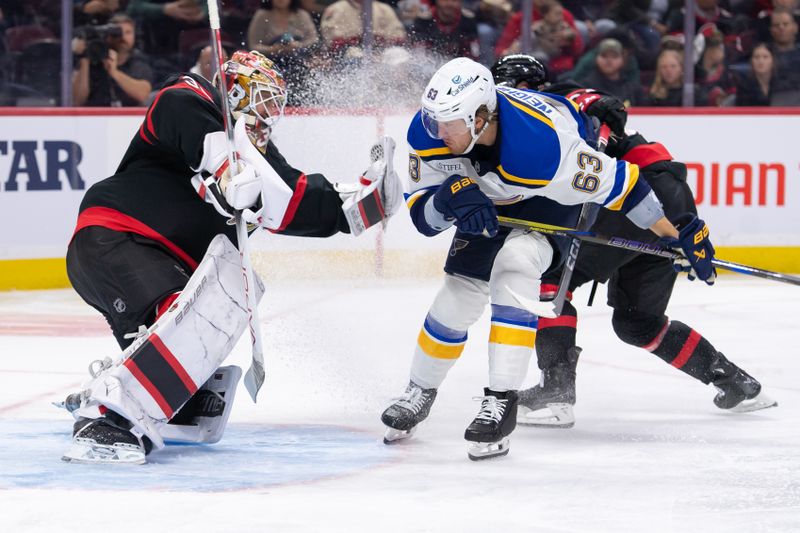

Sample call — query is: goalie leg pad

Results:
[158,365,242,444]
[73,234,264,449]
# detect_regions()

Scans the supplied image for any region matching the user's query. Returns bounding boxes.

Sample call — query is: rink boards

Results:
[0,107,798,289]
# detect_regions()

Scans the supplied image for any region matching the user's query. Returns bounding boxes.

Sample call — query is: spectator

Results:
[767,8,800,99]
[189,45,223,81]
[72,13,153,106]
[647,47,684,105]
[574,37,644,105]
[79,1,125,24]
[665,0,739,36]
[127,0,206,58]
[561,0,616,44]
[695,25,736,105]
[755,0,800,43]
[568,29,641,88]
[398,0,431,28]
[319,0,406,58]
[466,0,512,65]
[495,0,584,76]
[247,0,318,59]
[607,0,664,69]
[735,42,776,105]
[408,0,480,60]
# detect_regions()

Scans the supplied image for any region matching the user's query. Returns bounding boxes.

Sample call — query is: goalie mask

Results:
[219,50,287,141]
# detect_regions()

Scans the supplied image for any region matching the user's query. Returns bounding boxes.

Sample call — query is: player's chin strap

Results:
[462,118,491,155]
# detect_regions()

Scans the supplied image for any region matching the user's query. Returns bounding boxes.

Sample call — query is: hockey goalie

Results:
[60,50,403,464]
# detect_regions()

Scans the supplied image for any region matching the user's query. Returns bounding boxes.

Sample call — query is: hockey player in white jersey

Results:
[380,57,717,460]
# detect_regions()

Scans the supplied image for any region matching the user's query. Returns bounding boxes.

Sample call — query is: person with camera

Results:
[72,13,154,106]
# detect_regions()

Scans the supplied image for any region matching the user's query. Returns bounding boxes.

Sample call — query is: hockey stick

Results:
[208,0,266,402]
[548,124,611,317]
[498,216,800,286]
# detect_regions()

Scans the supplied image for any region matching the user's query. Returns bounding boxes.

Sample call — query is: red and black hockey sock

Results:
[535,298,578,370]
[645,320,719,384]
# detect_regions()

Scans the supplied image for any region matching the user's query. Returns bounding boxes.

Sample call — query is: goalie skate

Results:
[62,417,148,465]
[62,439,146,465]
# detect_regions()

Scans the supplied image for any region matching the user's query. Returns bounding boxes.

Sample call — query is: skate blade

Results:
[467,437,510,461]
[728,391,778,413]
[383,425,416,445]
[517,403,575,428]
[61,438,146,465]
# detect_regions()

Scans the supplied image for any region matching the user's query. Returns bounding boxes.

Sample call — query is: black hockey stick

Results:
[498,216,800,286]
[549,124,611,316]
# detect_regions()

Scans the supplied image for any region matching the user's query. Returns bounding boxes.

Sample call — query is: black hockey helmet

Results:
[490,54,550,90]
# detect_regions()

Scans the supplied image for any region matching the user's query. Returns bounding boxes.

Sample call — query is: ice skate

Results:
[62,413,152,465]
[465,389,518,461]
[381,381,437,444]
[710,353,777,413]
[517,347,579,428]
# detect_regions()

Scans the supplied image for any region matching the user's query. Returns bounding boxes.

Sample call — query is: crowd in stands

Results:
[1,0,800,107]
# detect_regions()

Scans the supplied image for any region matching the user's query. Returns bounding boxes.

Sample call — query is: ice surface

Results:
[0,276,798,532]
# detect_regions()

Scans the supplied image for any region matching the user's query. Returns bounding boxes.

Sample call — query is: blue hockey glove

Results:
[433,175,498,237]
[661,214,717,285]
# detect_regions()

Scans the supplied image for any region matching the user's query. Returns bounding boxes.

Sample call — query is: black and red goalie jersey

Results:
[73,73,349,272]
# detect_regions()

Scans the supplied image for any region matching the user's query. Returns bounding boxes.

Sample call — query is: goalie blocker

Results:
[63,234,263,464]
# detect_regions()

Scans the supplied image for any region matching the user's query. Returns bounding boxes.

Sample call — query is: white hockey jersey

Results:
[405,86,661,236]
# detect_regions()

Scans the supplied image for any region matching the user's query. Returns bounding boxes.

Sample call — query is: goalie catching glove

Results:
[338,136,404,236]
[660,213,717,285]
[192,116,292,230]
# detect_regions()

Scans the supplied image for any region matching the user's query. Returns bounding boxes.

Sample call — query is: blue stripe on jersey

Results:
[408,188,442,237]
[496,93,561,187]
[619,177,652,213]
[541,92,588,139]
[490,304,538,327]
[603,160,629,206]
[424,314,468,344]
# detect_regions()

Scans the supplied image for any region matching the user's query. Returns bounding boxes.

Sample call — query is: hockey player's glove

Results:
[660,213,717,285]
[433,175,498,237]
[566,88,627,137]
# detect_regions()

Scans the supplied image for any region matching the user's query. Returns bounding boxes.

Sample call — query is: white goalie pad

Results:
[72,234,264,450]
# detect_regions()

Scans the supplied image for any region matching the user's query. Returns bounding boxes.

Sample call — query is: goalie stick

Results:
[498,216,800,287]
[207,0,265,401]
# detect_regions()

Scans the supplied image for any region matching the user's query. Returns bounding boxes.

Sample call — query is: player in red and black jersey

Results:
[62,51,402,463]
[489,54,776,427]
[68,50,401,348]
